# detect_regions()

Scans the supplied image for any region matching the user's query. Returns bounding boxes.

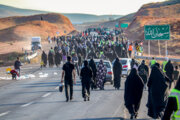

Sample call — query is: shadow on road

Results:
[74,117,152,120]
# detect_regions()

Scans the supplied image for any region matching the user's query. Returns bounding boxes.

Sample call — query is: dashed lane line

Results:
[112,102,123,119]
[21,102,34,107]
[0,111,10,117]
[42,92,51,98]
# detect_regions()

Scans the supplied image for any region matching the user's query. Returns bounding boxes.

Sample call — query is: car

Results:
[82,59,114,84]
[112,58,133,77]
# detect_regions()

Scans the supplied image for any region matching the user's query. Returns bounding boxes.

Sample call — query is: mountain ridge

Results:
[0,4,123,24]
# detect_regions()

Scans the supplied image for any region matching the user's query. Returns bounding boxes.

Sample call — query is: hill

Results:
[126,0,180,56]
[97,13,135,28]
[0,4,123,24]
[0,13,75,54]
[74,13,135,31]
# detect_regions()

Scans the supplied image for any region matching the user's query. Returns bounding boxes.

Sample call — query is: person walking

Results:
[14,57,22,77]
[149,57,156,68]
[78,53,82,69]
[162,59,168,73]
[131,59,136,69]
[55,51,61,67]
[162,76,180,120]
[72,54,79,76]
[41,51,47,67]
[165,60,174,89]
[138,60,149,88]
[96,60,107,90]
[61,56,76,102]
[113,58,122,90]
[173,66,179,86]
[128,43,133,58]
[147,63,170,119]
[48,51,54,67]
[124,68,144,119]
[80,60,93,101]
[89,58,97,90]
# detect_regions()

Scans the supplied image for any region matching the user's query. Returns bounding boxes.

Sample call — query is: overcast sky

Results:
[0,0,166,15]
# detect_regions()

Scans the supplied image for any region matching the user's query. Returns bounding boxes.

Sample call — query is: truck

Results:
[31,37,42,51]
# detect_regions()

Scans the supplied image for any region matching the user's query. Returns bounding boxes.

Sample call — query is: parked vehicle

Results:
[112,58,138,77]
[31,37,42,51]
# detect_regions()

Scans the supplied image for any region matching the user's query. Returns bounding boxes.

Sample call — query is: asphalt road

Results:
[0,64,155,120]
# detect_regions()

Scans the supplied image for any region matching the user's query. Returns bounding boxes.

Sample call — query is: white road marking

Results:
[0,77,12,80]
[39,73,48,78]
[55,86,59,90]
[54,72,58,75]
[42,92,51,98]
[21,102,34,107]
[22,67,32,70]
[112,103,122,118]
[0,111,10,117]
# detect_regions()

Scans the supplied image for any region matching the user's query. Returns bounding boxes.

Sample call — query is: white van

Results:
[31,37,42,50]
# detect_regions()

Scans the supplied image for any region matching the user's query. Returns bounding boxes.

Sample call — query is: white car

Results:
[83,59,114,84]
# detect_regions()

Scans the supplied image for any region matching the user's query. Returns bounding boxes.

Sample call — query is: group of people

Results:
[41,27,132,69]
[60,56,108,102]
[42,28,180,120]
[125,58,179,119]
[41,47,62,68]
[60,53,179,120]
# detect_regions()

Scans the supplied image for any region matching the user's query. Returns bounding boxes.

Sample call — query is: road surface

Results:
[0,64,154,120]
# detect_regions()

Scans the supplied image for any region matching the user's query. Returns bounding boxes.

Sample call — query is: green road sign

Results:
[121,23,128,28]
[115,23,119,28]
[144,25,170,40]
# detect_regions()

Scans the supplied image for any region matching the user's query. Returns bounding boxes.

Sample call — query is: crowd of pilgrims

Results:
[40,30,179,119]
[41,32,129,68]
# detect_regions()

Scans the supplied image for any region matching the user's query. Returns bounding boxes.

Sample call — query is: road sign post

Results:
[144,25,170,57]
[148,41,150,56]
[158,40,161,56]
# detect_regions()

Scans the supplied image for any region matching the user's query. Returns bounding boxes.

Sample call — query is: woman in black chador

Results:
[113,58,122,90]
[89,59,97,90]
[147,63,170,119]
[124,68,144,119]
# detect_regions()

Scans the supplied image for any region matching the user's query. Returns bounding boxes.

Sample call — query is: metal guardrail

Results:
[134,56,180,62]
[27,52,37,60]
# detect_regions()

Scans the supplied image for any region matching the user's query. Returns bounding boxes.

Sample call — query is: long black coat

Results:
[55,52,61,66]
[138,63,149,84]
[113,58,122,89]
[41,52,47,66]
[80,66,93,84]
[89,59,97,80]
[147,66,170,119]
[124,68,144,107]
[48,52,54,66]
[165,61,174,81]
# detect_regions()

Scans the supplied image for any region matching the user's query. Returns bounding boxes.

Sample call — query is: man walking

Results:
[61,56,76,102]
[80,60,93,101]
[14,57,22,77]
[128,43,133,58]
